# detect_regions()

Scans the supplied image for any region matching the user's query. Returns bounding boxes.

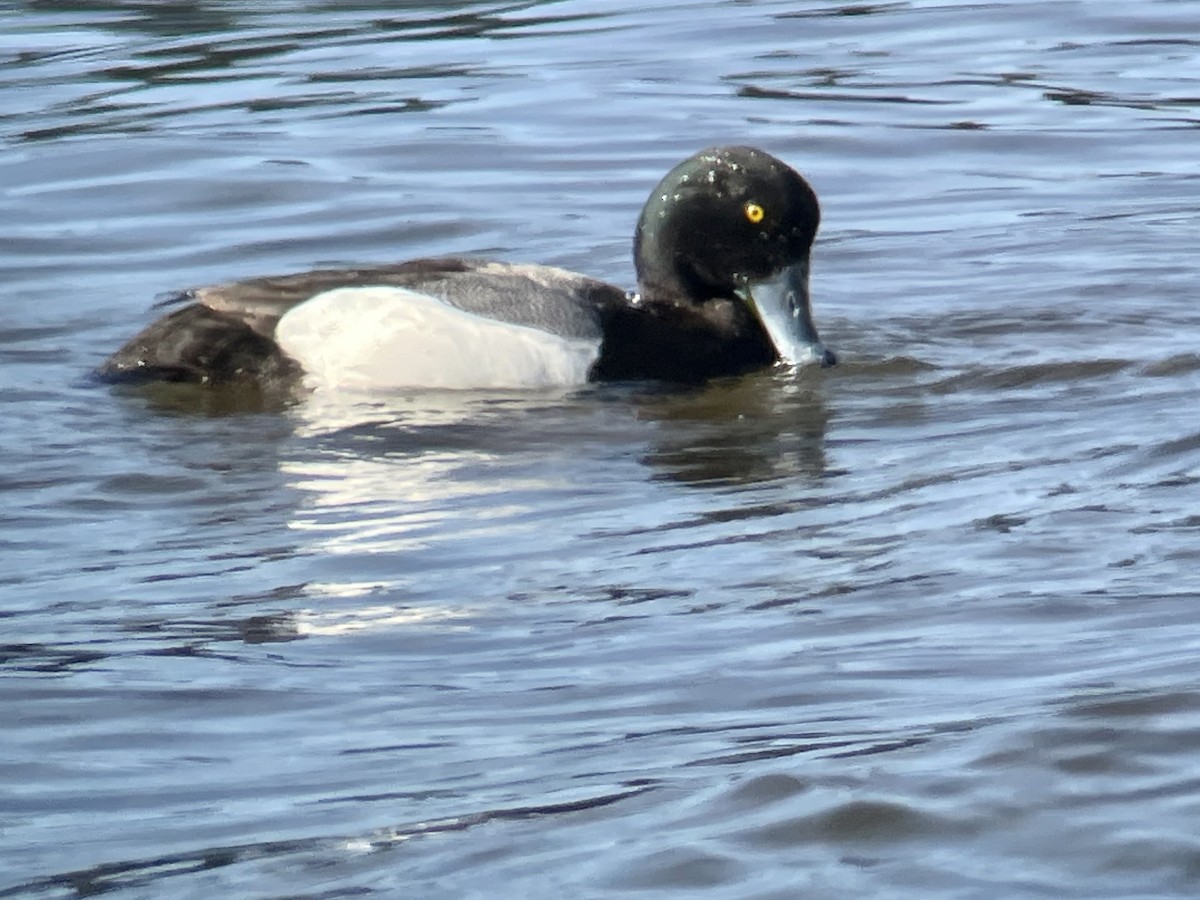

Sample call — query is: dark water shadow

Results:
[630,371,834,487]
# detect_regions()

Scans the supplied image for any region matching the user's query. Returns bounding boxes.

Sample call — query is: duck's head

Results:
[634,146,834,367]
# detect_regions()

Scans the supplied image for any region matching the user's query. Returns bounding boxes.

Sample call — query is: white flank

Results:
[275,286,600,391]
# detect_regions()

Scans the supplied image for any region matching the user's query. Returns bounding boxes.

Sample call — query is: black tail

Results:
[97,304,299,385]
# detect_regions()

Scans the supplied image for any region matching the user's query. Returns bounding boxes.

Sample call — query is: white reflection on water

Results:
[284,451,518,553]
[294,602,469,634]
[278,389,591,621]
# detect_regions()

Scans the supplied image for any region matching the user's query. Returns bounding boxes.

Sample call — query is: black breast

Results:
[591,296,777,383]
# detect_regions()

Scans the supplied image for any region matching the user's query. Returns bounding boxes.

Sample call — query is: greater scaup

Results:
[99,146,835,391]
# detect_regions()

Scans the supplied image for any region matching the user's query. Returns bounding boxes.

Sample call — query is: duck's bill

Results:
[740,261,836,367]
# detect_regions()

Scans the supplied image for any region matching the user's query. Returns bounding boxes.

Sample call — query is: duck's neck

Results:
[633,206,720,307]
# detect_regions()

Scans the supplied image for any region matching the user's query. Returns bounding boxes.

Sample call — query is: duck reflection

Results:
[107,371,831,651]
[630,370,831,487]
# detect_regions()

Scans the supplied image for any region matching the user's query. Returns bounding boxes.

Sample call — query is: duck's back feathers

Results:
[99,258,624,386]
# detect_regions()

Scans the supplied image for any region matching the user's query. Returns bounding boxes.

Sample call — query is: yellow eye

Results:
[744,202,765,224]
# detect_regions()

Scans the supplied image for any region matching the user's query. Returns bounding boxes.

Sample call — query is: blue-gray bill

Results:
[740,262,836,368]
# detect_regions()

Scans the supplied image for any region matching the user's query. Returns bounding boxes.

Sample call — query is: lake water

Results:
[3,1,1200,896]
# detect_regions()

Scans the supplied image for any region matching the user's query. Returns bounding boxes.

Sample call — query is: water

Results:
[3,1,1200,896]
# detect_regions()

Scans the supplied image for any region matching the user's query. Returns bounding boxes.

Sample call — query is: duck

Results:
[98,146,835,391]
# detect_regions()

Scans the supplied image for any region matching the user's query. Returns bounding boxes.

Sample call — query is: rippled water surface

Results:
[4,1,1200,896]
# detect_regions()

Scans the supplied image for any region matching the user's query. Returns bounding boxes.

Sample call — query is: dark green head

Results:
[634,146,832,366]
